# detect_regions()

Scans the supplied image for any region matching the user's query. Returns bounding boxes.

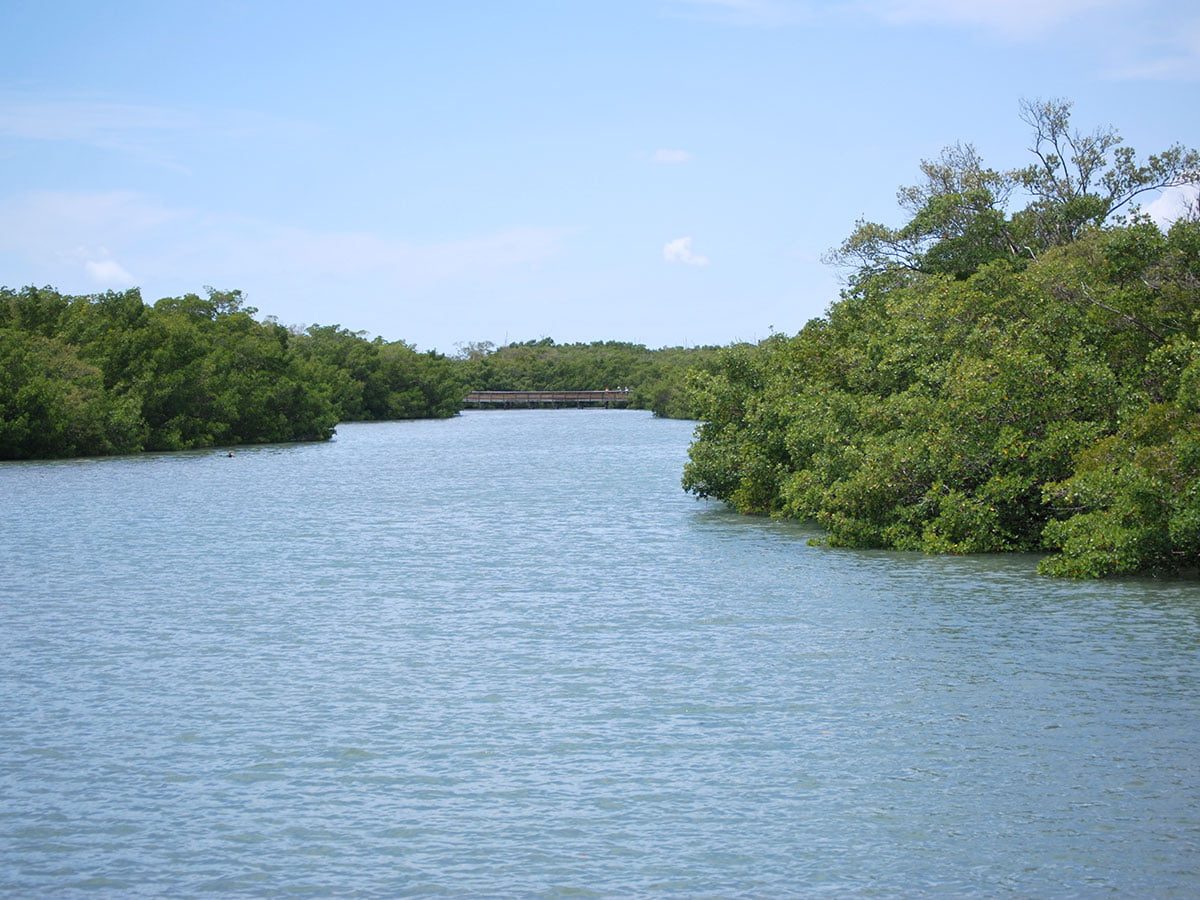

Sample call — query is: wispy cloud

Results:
[667,0,1199,82]
[0,190,192,287]
[663,236,710,266]
[653,148,693,164]
[0,95,194,142]
[84,259,136,287]
[0,94,199,172]
[0,191,184,263]
[0,92,310,172]
[1106,19,1200,80]
[0,190,568,293]
[669,0,1121,33]
[663,0,812,26]
[254,225,566,283]
[667,0,1200,82]
[875,1,1200,80]
[868,0,1126,39]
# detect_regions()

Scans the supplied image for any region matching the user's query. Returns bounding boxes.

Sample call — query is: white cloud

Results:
[0,191,183,264]
[0,190,567,293]
[672,0,1118,33]
[653,148,693,164]
[663,236,710,266]
[865,0,1200,83]
[867,0,1125,38]
[84,259,136,286]
[1144,185,1200,230]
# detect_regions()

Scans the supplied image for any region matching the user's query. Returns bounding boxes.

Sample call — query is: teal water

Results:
[2,410,1198,896]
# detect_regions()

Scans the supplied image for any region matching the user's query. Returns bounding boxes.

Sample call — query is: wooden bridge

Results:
[463,390,632,409]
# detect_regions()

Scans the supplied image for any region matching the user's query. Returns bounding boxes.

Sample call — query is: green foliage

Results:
[457,339,720,419]
[685,102,1200,578]
[0,285,460,460]
[829,143,1021,279]
[828,100,1199,282]
[0,328,143,459]
[1039,356,1200,577]
[293,325,466,421]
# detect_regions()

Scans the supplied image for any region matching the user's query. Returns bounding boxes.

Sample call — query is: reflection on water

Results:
[2,410,1198,895]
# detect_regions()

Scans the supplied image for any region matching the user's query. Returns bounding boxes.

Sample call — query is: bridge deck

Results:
[464,390,631,408]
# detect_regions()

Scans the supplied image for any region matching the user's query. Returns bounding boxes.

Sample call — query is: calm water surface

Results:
[2,411,1198,896]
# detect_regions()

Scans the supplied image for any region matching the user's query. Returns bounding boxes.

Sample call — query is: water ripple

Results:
[2,411,1198,896]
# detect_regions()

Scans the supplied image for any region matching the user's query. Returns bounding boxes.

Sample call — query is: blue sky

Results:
[1,0,1197,352]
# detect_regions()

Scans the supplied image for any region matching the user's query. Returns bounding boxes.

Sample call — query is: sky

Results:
[1,0,1198,352]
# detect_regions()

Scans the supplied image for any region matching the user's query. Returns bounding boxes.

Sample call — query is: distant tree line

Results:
[0,284,720,462]
[682,100,1200,578]
[0,286,465,459]
[455,338,722,418]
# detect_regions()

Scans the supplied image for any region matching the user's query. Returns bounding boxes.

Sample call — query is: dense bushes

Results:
[684,102,1199,577]
[0,286,465,459]
[294,324,465,421]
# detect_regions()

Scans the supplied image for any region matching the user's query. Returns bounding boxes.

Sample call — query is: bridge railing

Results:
[463,390,632,408]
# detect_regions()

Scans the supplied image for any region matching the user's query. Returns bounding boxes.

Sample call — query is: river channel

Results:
[2,410,1198,895]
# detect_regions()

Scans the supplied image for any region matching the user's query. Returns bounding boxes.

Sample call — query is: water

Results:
[2,410,1198,896]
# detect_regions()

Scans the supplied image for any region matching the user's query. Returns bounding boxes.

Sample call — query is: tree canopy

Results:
[0,286,466,459]
[685,100,1200,578]
[828,99,1198,280]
